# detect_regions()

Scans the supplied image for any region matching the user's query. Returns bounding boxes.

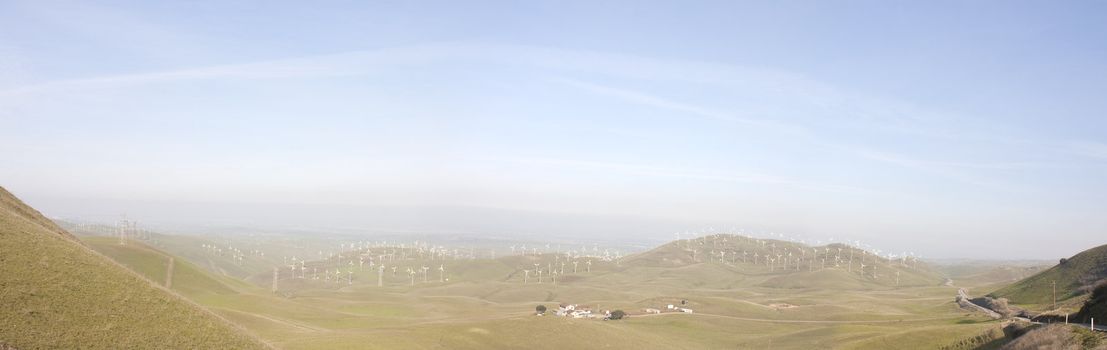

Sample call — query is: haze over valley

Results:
[3,1,1107,349]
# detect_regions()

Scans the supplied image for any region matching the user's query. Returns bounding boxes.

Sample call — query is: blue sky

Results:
[2,1,1107,258]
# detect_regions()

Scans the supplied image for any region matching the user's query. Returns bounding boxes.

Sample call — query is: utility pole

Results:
[165,257,174,288]
[1052,280,1057,311]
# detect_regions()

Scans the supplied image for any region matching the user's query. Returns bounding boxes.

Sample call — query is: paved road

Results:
[956,288,1001,319]
[1013,317,1105,333]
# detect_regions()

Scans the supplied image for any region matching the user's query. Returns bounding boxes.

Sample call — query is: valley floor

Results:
[79,235,1010,349]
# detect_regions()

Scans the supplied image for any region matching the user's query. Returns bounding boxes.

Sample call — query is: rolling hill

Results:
[80,236,251,299]
[990,243,1107,309]
[619,235,944,289]
[0,186,272,349]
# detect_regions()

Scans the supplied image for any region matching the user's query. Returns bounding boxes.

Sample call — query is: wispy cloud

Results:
[1067,140,1107,160]
[0,44,462,98]
[500,156,877,195]
[846,148,1028,191]
[0,41,1089,182]
[551,77,809,136]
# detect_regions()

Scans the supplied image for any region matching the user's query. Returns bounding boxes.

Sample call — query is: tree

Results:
[535,304,547,315]
[609,309,625,320]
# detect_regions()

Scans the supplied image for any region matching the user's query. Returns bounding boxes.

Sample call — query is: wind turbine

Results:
[439,264,445,282]
[377,265,384,286]
[422,266,429,283]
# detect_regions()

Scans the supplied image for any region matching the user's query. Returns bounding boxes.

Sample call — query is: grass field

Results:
[73,229,1016,349]
[0,187,271,349]
[989,244,1107,313]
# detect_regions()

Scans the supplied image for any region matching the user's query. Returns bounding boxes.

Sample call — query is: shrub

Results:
[609,310,625,320]
[970,296,1014,317]
[1002,322,1032,339]
[1073,280,1107,323]
[535,305,546,314]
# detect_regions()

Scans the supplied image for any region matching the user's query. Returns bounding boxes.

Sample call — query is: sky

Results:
[2,1,1107,258]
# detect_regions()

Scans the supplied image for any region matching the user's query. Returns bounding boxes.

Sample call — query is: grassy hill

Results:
[620,235,944,290]
[0,186,271,349]
[990,244,1107,309]
[81,236,249,299]
[932,260,1049,291]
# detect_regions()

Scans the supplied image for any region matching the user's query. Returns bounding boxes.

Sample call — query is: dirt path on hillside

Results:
[212,307,327,332]
[632,311,960,324]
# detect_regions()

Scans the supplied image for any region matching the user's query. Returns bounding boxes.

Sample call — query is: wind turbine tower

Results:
[378,265,385,286]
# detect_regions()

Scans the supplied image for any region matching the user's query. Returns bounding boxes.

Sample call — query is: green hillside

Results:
[990,244,1107,308]
[81,236,247,299]
[0,186,272,349]
[620,235,944,290]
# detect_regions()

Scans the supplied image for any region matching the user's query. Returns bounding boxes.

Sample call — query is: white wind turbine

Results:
[377,265,385,286]
[439,264,445,282]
